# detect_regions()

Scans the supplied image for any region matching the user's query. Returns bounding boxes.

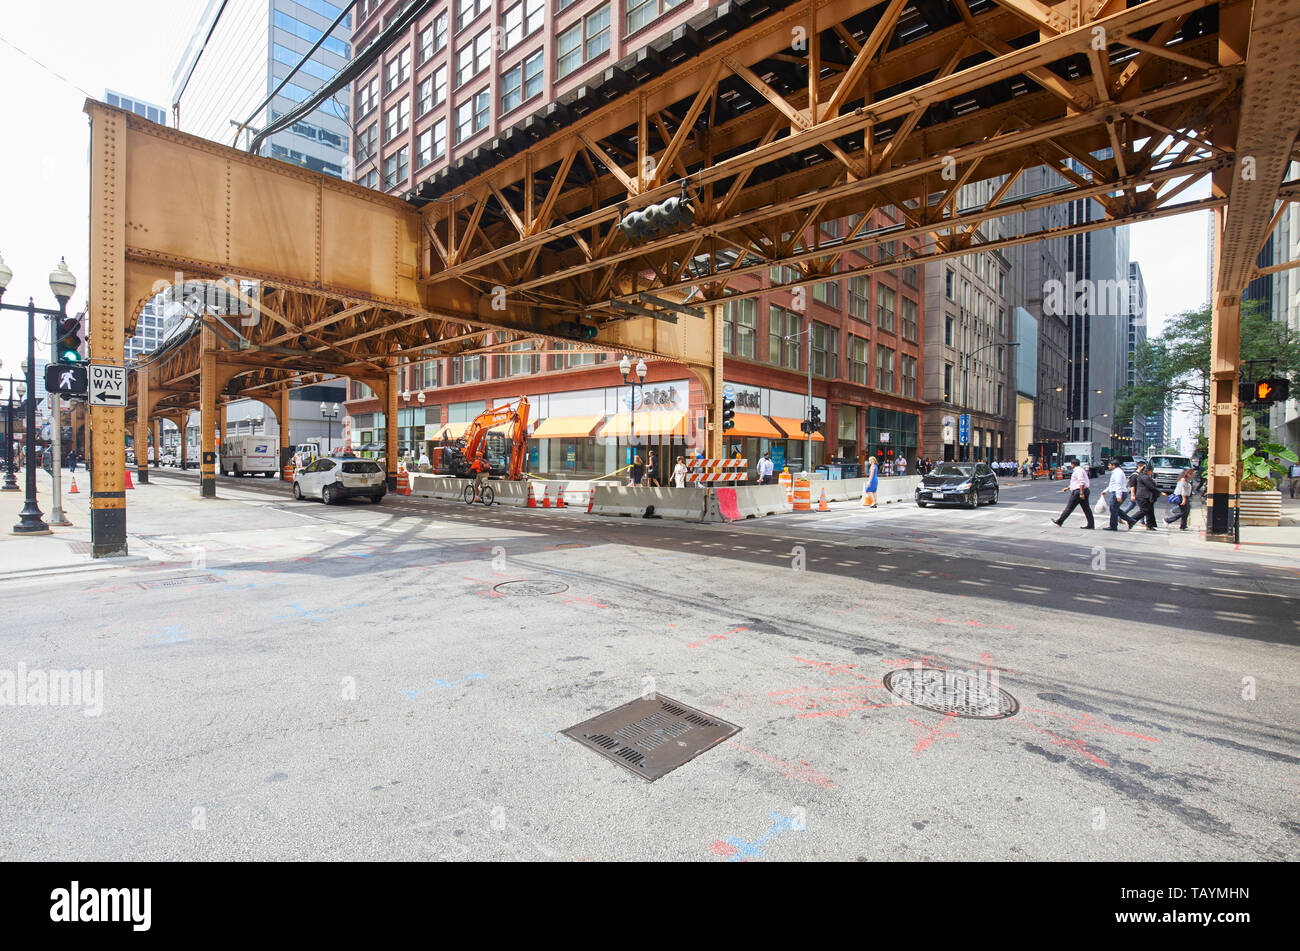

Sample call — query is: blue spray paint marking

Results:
[402,672,487,699]
[145,626,190,645]
[273,602,368,623]
[714,812,803,862]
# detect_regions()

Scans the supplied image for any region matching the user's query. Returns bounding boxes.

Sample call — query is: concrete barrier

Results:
[726,484,791,519]
[591,485,705,520]
[811,475,920,504]
[409,474,464,500]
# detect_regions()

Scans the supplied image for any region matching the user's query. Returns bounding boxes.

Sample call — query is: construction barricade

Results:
[590,485,706,520]
[686,458,748,484]
[792,476,812,511]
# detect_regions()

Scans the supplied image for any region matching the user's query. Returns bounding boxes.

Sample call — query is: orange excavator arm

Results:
[462,397,531,479]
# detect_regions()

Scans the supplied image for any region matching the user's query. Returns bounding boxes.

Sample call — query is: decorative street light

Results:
[0,253,77,534]
[320,401,340,453]
[0,359,24,492]
[619,355,647,465]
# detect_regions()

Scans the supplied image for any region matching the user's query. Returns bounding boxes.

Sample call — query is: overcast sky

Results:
[0,2,1210,447]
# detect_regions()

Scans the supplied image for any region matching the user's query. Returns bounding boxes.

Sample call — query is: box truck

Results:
[219,435,279,477]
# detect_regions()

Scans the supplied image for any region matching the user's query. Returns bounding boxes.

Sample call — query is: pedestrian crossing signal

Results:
[1253,377,1288,404]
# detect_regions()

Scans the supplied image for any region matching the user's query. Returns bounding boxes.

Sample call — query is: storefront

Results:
[866,407,919,470]
[722,381,828,475]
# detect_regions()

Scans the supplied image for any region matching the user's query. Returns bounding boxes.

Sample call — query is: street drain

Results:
[493,579,569,596]
[138,573,220,590]
[883,667,1019,719]
[562,693,741,781]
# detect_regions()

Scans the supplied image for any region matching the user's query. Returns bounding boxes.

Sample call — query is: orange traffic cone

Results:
[125,467,134,489]
[69,475,79,494]
[555,485,566,508]
[817,487,829,512]
[541,483,551,508]
[861,484,875,507]
[586,492,594,514]
[526,482,537,508]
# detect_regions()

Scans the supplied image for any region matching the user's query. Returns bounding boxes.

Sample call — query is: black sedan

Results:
[915,462,1000,508]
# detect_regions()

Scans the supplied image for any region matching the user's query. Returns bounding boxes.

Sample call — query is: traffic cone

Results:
[861,484,875,508]
[526,482,537,508]
[817,487,829,512]
[586,491,594,514]
[69,474,79,494]
[555,485,566,508]
[541,483,551,508]
[125,467,134,490]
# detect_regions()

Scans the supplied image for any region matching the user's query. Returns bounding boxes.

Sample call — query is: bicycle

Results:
[463,480,495,506]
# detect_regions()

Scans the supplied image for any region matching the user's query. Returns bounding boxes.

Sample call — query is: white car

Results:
[292,457,386,504]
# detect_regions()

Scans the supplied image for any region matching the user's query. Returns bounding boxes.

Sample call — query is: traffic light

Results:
[617,195,696,243]
[722,398,736,431]
[809,405,822,432]
[56,313,85,363]
[558,321,598,340]
[800,420,811,434]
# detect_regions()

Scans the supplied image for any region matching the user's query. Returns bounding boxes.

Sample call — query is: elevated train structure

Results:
[81,0,1299,555]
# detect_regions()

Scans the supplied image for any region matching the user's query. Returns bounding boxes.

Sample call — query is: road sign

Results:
[958,414,970,445]
[89,364,127,406]
[44,363,88,398]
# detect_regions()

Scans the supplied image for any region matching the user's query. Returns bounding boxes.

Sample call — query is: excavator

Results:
[428,397,531,480]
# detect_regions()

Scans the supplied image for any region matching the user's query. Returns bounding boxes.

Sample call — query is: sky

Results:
[0,2,1212,448]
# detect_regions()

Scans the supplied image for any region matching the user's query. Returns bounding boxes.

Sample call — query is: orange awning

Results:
[598,410,688,438]
[431,422,470,440]
[770,416,825,441]
[530,415,604,439]
[729,413,783,438]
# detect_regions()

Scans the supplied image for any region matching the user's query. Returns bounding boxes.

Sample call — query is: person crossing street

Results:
[1101,459,1137,531]
[1051,456,1095,529]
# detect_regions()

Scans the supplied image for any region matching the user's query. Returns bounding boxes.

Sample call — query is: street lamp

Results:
[0,360,23,492]
[783,324,814,472]
[619,355,647,466]
[320,401,340,453]
[961,341,1018,463]
[0,252,77,534]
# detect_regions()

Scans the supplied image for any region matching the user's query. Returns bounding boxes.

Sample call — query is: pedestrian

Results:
[1052,456,1095,529]
[757,451,774,485]
[1132,463,1160,531]
[630,454,645,486]
[1164,468,1194,531]
[646,450,661,487]
[418,448,430,470]
[864,454,879,507]
[672,455,687,488]
[1100,459,1137,531]
[1289,462,1300,499]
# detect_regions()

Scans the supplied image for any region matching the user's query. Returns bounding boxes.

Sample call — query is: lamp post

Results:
[961,341,1018,463]
[320,401,340,453]
[0,253,78,534]
[0,362,24,491]
[618,355,647,467]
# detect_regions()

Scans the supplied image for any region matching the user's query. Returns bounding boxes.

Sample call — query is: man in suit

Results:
[1133,464,1160,530]
[1052,457,1095,529]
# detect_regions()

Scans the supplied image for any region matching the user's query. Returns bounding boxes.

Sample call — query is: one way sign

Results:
[89,364,127,406]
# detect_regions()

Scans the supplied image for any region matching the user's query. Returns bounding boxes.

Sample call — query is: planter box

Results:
[1239,489,1281,526]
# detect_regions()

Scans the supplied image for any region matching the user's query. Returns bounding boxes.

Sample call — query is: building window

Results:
[996,383,1004,415]
[361,168,378,189]
[722,299,756,358]
[501,52,542,114]
[500,340,537,377]
[383,146,409,189]
[551,342,597,369]
[418,23,435,63]
[877,285,895,333]
[434,11,448,50]
[503,0,544,50]
[627,0,682,34]
[811,322,836,377]
[416,122,443,168]
[355,123,377,164]
[558,4,610,79]
[943,363,953,403]
[384,98,410,141]
[998,306,1006,334]
[456,29,492,87]
[357,77,378,118]
[945,268,954,300]
[769,306,800,369]
[456,89,489,143]
[900,297,918,342]
[849,337,869,385]
[876,345,895,392]
[849,276,870,322]
[813,280,840,309]
[944,316,953,346]
[456,0,490,32]
[385,47,411,93]
[420,354,441,389]
[902,264,918,287]
[901,354,917,399]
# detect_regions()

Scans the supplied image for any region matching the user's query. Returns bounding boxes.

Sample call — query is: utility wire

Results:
[0,33,94,100]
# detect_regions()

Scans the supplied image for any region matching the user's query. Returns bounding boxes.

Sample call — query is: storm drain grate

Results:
[64,541,92,555]
[883,667,1018,719]
[493,579,569,596]
[562,693,741,781]
[137,574,220,590]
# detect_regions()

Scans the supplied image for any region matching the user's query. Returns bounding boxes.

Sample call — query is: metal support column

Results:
[385,362,399,490]
[199,327,218,498]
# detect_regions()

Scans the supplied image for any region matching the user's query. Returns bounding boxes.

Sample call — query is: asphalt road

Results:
[1,469,1297,861]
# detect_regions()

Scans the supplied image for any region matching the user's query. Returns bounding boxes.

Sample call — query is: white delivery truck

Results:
[1063,440,1099,477]
[219,435,279,477]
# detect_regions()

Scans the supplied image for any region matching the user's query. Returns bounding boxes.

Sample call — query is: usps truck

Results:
[219,435,279,477]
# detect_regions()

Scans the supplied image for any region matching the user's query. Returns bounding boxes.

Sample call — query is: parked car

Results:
[915,462,1000,508]
[292,457,386,504]
[1148,454,1192,492]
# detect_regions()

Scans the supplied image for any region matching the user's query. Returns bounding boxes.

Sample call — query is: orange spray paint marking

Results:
[909,714,961,755]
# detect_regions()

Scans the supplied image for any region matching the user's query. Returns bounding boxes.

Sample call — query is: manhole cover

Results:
[493,579,569,596]
[138,574,220,590]
[883,667,1018,719]
[562,694,741,781]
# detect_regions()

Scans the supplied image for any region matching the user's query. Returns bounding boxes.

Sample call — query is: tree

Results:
[1116,301,1300,435]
